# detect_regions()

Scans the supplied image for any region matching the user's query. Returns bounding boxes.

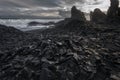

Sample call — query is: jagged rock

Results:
[71,6,86,21]
[0,3,120,80]
[0,33,120,80]
[107,0,119,18]
[90,8,106,23]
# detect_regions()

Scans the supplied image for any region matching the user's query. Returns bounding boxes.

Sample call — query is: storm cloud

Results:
[0,0,116,18]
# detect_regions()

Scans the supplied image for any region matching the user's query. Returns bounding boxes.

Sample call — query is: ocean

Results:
[0,19,62,31]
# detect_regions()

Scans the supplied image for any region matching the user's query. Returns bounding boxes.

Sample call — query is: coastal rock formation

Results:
[0,1,120,80]
[90,0,120,24]
[90,8,106,23]
[107,0,119,18]
[55,6,88,30]
[106,0,120,24]
[71,6,86,21]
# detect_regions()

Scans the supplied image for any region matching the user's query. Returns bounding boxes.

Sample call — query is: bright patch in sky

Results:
[82,0,110,12]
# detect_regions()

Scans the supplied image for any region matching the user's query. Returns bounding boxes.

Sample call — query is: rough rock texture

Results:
[0,19,120,80]
[54,6,87,30]
[107,0,119,18]
[71,6,86,21]
[106,0,120,24]
[0,24,24,51]
[56,18,88,31]
[90,8,107,23]
[0,2,120,80]
[0,30,120,80]
[90,0,120,24]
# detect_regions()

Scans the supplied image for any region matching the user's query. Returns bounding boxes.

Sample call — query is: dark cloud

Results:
[0,0,115,18]
[33,0,60,7]
[60,0,84,4]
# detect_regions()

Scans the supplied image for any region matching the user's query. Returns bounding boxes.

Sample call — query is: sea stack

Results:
[107,0,119,18]
[90,8,106,23]
[71,6,86,21]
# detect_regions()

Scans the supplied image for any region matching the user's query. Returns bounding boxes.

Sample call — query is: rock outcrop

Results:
[106,0,120,24]
[107,0,119,18]
[71,6,86,21]
[0,3,120,80]
[55,6,88,31]
[90,0,120,24]
[90,8,107,23]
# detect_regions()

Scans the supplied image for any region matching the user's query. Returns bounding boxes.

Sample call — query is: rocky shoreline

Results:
[0,0,120,80]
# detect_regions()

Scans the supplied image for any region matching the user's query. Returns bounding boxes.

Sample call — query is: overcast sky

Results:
[0,0,118,18]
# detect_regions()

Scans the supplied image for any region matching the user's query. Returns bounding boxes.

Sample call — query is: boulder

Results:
[90,8,106,23]
[71,6,86,21]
